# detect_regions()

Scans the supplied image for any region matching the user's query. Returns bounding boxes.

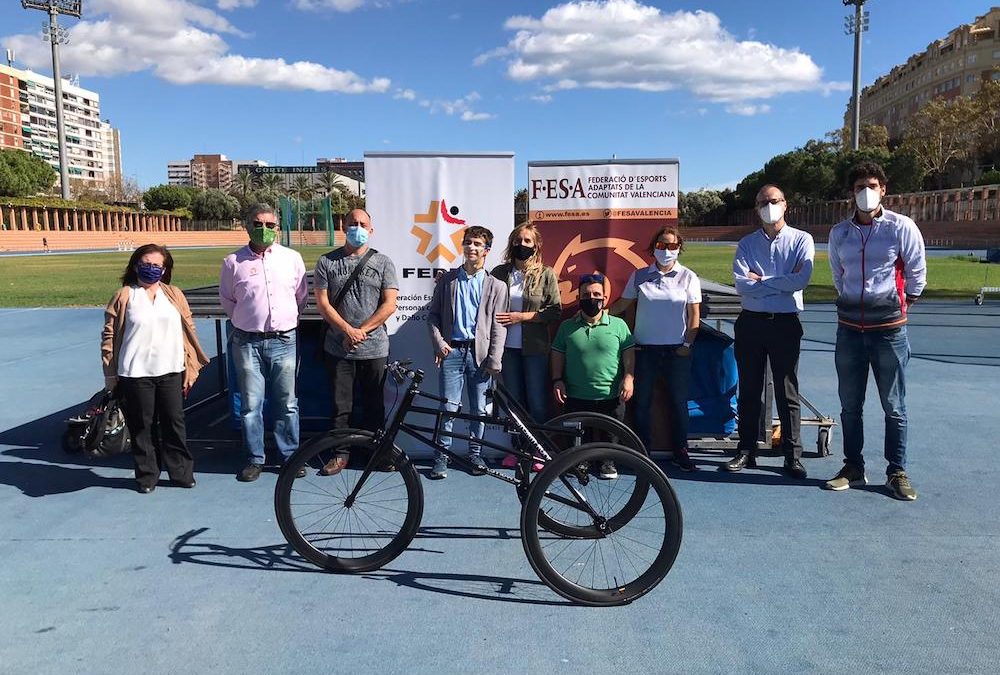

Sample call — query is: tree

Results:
[143,184,195,211]
[0,149,57,197]
[901,96,979,188]
[679,190,725,225]
[514,188,528,224]
[230,171,258,201]
[191,188,240,220]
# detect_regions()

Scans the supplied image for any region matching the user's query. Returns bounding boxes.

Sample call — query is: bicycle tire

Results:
[521,412,649,538]
[521,443,682,607]
[274,429,423,573]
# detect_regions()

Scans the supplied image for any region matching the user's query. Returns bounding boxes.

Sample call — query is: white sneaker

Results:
[598,460,618,480]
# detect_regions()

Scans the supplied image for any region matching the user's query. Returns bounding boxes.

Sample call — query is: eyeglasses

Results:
[654,241,681,251]
[579,273,606,285]
[755,198,785,207]
[252,220,280,229]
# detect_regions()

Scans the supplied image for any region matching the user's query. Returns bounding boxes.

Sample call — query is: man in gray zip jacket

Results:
[427,225,508,479]
[825,161,926,501]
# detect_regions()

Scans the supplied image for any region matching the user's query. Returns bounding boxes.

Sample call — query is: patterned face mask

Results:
[137,263,164,284]
[250,226,278,247]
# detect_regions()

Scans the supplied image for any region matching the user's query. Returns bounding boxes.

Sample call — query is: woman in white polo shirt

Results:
[102,244,209,493]
[613,225,701,471]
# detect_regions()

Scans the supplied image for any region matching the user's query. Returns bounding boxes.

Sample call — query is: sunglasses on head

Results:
[252,220,279,229]
[579,273,606,285]
[653,241,681,251]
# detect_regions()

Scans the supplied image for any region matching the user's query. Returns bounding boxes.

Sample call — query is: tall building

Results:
[166,155,268,189]
[854,7,1000,141]
[0,63,121,190]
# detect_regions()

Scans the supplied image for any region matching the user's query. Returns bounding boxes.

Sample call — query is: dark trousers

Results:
[563,397,625,445]
[324,353,387,432]
[634,345,692,451]
[734,312,804,458]
[118,371,193,488]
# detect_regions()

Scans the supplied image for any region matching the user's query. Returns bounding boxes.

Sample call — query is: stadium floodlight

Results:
[842,0,871,151]
[21,1,82,18]
[20,0,83,199]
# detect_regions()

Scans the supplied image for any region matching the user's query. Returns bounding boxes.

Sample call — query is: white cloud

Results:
[292,0,401,10]
[416,92,494,122]
[530,94,553,103]
[218,0,258,9]
[482,0,845,112]
[1,0,389,93]
[726,103,771,116]
[394,88,417,100]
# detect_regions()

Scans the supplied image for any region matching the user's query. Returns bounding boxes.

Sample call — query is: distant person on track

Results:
[102,243,209,493]
[825,162,926,500]
[220,204,308,483]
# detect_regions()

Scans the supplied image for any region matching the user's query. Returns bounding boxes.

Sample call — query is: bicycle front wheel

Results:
[520,443,682,606]
[274,430,424,573]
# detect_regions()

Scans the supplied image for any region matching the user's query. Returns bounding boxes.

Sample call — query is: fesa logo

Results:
[410,199,466,263]
[552,234,647,305]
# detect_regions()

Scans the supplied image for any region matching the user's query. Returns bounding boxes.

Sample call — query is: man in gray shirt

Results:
[314,208,399,475]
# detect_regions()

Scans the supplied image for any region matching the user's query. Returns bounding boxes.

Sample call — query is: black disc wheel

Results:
[521,443,682,607]
[522,412,648,538]
[274,430,423,573]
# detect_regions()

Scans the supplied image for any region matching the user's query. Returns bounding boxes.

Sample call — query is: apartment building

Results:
[853,6,1000,140]
[0,63,121,190]
[167,155,268,189]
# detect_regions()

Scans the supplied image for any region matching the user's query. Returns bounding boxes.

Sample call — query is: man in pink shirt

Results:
[220,204,308,482]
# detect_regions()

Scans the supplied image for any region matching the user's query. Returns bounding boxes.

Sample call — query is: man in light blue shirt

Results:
[724,184,815,479]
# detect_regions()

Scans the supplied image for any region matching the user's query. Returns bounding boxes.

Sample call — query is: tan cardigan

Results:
[102,284,210,384]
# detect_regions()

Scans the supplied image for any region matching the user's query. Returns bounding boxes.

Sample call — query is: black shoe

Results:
[136,484,155,494]
[237,463,263,482]
[172,478,196,488]
[295,466,307,479]
[783,457,807,480]
[468,454,488,476]
[723,452,756,472]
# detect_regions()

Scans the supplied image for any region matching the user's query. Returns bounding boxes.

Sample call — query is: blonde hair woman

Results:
[491,221,562,468]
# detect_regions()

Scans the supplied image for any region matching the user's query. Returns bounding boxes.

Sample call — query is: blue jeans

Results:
[634,345,692,451]
[501,349,550,423]
[231,328,300,465]
[834,325,910,475]
[437,345,491,461]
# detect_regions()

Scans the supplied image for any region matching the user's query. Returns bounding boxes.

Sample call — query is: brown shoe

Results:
[320,456,349,476]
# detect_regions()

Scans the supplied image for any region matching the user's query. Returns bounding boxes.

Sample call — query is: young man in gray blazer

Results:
[427,226,508,479]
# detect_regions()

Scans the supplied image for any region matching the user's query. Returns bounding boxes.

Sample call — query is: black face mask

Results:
[579,298,604,318]
[512,244,535,262]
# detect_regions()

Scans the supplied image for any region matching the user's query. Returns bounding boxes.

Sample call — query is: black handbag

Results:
[63,389,131,458]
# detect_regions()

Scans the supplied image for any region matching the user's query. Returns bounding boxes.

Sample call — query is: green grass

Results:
[0,244,992,307]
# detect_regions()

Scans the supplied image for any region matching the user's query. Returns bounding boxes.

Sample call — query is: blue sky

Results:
[0,0,991,191]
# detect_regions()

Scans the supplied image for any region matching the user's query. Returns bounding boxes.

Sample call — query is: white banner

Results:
[365,151,515,456]
[528,160,679,220]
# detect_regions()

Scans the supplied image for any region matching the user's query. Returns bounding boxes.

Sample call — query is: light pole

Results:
[843,0,870,151]
[22,1,82,200]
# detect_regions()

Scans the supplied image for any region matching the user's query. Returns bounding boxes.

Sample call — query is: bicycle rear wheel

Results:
[520,443,682,606]
[522,412,648,538]
[274,430,423,573]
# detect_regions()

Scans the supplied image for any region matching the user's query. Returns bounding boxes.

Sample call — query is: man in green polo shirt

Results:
[551,272,635,479]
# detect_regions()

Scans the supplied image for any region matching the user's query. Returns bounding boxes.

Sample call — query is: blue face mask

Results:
[346,225,369,248]
[137,262,164,285]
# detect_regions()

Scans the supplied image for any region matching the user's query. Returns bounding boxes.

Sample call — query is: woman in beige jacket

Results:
[102,244,209,493]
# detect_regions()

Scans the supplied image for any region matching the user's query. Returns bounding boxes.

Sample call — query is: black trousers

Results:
[734,312,804,458]
[324,353,387,433]
[563,397,625,445]
[118,371,193,488]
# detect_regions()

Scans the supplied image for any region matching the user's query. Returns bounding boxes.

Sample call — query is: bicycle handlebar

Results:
[386,359,423,383]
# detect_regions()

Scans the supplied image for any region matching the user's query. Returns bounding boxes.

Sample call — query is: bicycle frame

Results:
[343,366,602,519]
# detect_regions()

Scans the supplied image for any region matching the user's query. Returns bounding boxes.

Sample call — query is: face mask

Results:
[136,263,164,285]
[346,225,369,248]
[579,297,604,318]
[654,248,678,267]
[250,226,277,247]
[758,203,784,225]
[855,187,882,213]
[512,244,535,262]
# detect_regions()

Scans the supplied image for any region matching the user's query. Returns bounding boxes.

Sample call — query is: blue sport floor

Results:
[1,302,999,674]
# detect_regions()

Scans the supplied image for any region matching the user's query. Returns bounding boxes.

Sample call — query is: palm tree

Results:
[260,173,284,195]
[231,170,258,200]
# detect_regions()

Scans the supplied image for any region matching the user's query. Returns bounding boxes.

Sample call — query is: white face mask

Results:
[758,203,784,225]
[855,187,882,213]
[654,248,678,267]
